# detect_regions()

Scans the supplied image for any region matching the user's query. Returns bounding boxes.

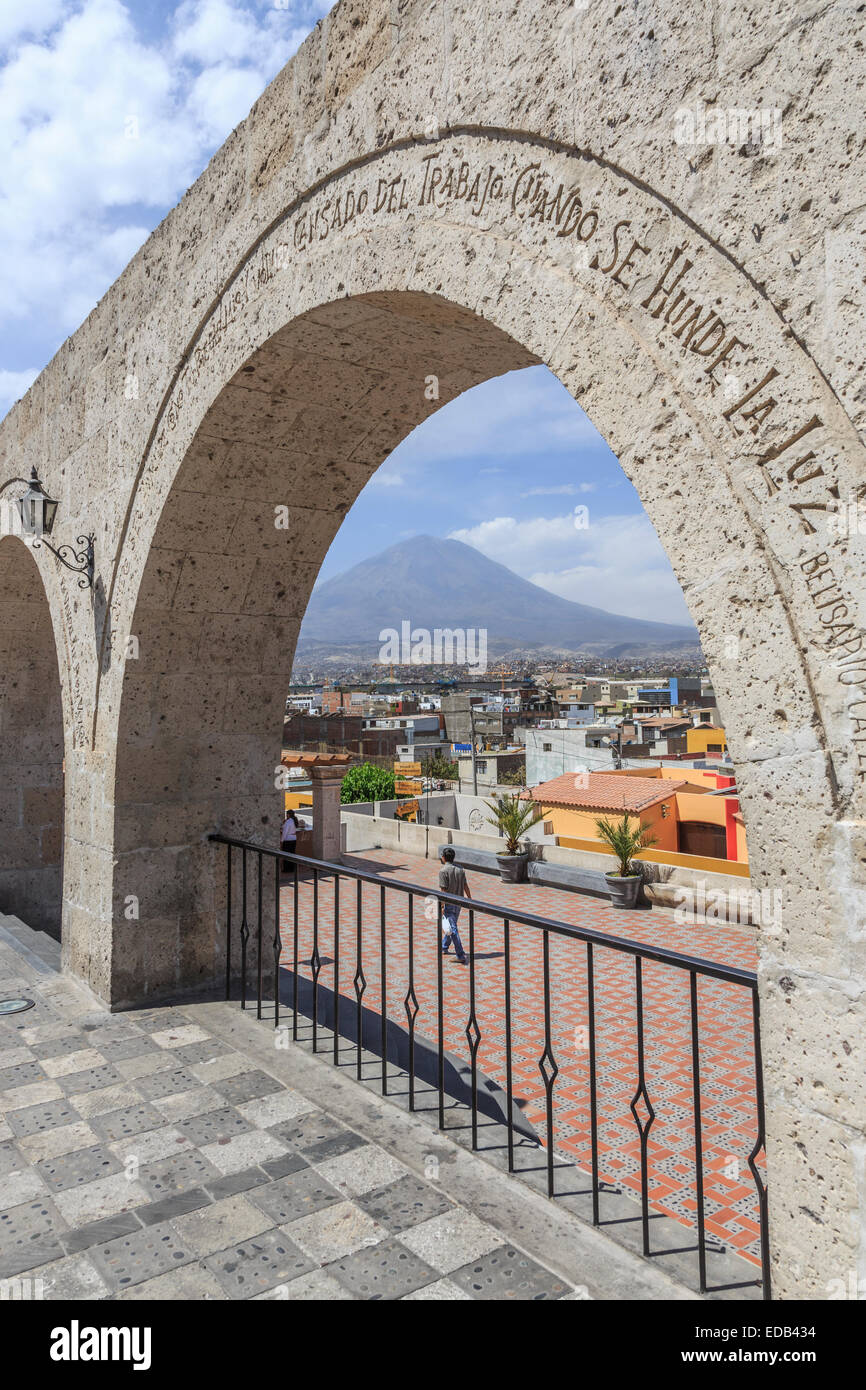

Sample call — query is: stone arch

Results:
[107,264,850,1300]
[110,292,533,1004]
[0,3,862,1301]
[0,538,65,938]
[104,132,864,1019]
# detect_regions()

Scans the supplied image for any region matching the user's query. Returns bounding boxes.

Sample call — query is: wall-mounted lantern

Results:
[0,467,94,589]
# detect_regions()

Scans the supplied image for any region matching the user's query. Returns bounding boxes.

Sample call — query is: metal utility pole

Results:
[469,703,478,797]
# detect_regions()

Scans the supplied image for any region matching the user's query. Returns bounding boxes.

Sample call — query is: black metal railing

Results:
[208,833,770,1299]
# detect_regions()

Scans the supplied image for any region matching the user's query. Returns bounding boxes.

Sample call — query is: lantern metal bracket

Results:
[34,534,95,590]
[0,469,94,589]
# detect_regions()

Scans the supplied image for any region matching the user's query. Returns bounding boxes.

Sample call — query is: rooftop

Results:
[529,771,689,813]
[632,716,692,728]
[281,751,355,768]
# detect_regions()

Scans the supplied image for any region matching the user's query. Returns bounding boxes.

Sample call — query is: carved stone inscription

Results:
[152,136,863,766]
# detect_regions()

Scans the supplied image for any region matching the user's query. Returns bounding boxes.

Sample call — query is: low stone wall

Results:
[341,811,449,859]
[339,810,759,926]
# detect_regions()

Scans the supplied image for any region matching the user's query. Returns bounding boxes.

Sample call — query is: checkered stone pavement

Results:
[0,931,585,1301]
[281,850,764,1265]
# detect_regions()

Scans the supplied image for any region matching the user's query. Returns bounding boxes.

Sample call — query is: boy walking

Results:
[438,846,471,964]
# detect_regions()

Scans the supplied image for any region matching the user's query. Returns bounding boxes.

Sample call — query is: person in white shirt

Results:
[280,810,298,873]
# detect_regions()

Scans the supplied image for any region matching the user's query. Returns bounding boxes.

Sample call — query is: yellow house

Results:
[530,766,748,866]
[685,724,727,757]
[529,771,688,854]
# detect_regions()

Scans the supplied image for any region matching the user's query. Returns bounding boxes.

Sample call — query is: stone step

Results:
[0,913,62,975]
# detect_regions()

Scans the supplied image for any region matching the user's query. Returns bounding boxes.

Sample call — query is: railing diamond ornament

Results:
[210,833,772,1300]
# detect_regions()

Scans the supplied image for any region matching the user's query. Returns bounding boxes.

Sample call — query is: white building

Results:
[523,725,657,785]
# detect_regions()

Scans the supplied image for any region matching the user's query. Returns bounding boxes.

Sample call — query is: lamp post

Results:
[0,467,94,589]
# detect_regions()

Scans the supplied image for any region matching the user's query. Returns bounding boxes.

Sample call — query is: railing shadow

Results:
[275,965,539,1147]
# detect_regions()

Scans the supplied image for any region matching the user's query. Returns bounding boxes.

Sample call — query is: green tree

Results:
[499,763,526,786]
[340,763,396,804]
[420,753,459,781]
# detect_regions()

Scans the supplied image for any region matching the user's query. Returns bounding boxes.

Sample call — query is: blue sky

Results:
[321,367,692,623]
[0,0,692,625]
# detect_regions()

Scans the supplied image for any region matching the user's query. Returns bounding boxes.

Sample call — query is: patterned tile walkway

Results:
[0,924,585,1301]
[280,850,764,1266]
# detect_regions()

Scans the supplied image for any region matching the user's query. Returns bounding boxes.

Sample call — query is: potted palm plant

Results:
[485,793,545,882]
[594,811,657,908]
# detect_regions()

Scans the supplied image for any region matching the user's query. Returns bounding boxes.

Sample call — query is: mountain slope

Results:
[298,535,699,659]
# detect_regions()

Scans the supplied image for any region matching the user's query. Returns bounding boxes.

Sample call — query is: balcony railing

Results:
[208,833,770,1299]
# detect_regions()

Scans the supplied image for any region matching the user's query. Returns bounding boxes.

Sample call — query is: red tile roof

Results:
[530,771,687,813]
[281,751,355,767]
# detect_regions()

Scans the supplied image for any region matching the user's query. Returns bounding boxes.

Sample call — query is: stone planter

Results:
[496,851,529,883]
[605,872,642,908]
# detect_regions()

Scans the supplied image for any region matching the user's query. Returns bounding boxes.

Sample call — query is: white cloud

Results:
[368,471,404,488]
[0,368,41,415]
[521,482,595,497]
[393,365,604,470]
[186,60,270,139]
[0,0,65,49]
[449,511,693,626]
[0,0,334,382]
[173,0,263,65]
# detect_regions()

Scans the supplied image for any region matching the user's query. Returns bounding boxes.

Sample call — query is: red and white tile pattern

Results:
[279,850,763,1265]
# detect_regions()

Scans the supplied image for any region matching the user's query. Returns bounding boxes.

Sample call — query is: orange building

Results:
[530,766,748,866]
[529,772,687,854]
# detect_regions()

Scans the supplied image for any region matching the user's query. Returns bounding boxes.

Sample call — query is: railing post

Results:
[436,898,445,1131]
[292,859,299,1042]
[504,918,514,1171]
[311,867,320,1053]
[273,855,281,1029]
[207,832,767,1300]
[240,848,248,1011]
[354,878,365,1080]
[404,893,418,1112]
[256,851,263,1022]
[466,908,479,1151]
[587,941,599,1225]
[224,843,232,1002]
[689,970,708,1293]
[749,985,772,1301]
[333,874,340,1067]
[630,956,656,1257]
[539,929,559,1198]
[379,883,388,1095]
